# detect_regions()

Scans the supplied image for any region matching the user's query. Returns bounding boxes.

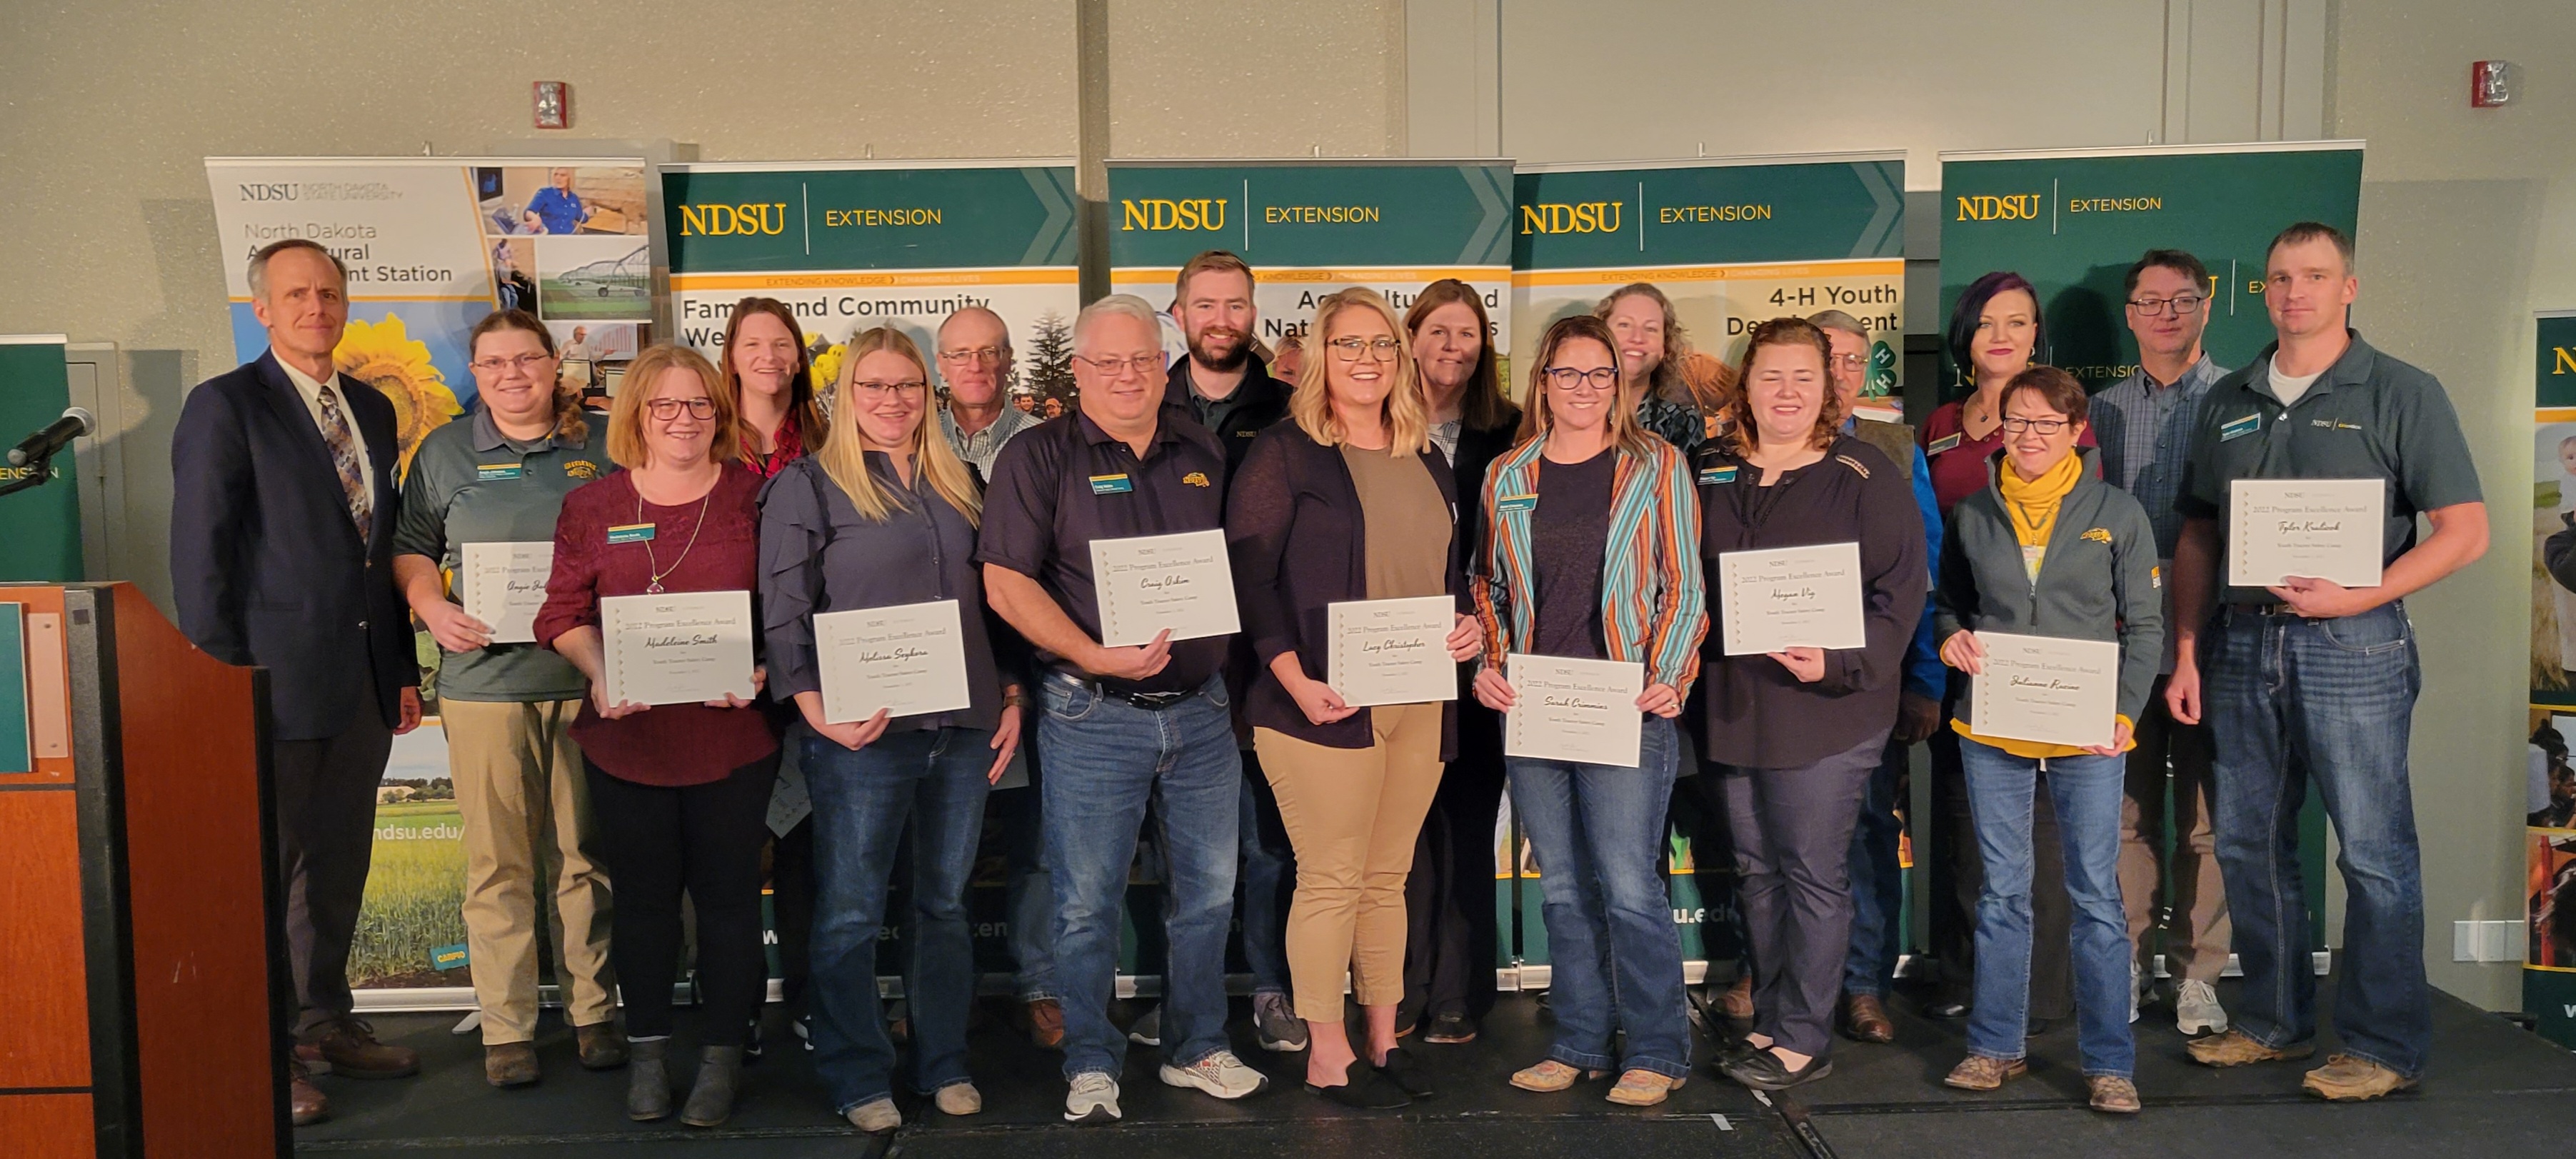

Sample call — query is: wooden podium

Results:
[0,583,285,1158]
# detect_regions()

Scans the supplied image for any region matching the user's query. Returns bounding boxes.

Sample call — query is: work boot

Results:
[679,1045,743,1127]
[483,1041,538,1088]
[2302,1054,2419,1101]
[575,1022,628,1070]
[626,1038,673,1121]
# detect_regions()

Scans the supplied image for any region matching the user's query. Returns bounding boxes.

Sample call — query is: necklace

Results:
[633,476,713,594]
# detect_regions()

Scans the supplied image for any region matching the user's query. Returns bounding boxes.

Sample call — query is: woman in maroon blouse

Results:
[536,342,776,1128]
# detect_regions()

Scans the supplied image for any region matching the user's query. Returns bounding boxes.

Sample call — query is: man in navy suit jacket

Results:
[171,239,424,1125]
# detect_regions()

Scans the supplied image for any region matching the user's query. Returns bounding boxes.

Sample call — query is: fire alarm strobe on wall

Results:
[533,81,571,129]
[2471,60,2515,108]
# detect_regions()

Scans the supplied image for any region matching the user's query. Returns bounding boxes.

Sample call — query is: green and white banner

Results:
[1513,153,1907,411]
[2527,311,2576,1049]
[0,336,80,581]
[1937,141,2363,393]
[662,161,1080,403]
[1106,159,1514,356]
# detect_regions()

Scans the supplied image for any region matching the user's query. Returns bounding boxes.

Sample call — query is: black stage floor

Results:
[295,970,2576,1158]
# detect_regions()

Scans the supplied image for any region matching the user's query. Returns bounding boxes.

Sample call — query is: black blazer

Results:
[171,349,414,740]
[1226,423,1467,756]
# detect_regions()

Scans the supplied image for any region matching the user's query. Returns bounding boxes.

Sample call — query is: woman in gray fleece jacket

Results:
[1931,366,2163,1116]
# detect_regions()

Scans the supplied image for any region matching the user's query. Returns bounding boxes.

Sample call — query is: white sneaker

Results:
[1159,1049,1268,1100]
[2130,960,2143,1025]
[1064,1071,1122,1125]
[2175,979,2230,1035]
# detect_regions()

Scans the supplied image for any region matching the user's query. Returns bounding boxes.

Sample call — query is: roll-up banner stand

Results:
[1507,153,1907,975]
[1940,141,2363,958]
[662,160,1081,410]
[0,335,81,581]
[2527,310,2576,1049]
[1106,159,1515,365]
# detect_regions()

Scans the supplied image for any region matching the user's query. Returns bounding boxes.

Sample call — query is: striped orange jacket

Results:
[1473,434,1707,694]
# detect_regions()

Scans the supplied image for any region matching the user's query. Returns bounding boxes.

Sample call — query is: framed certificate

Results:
[599,591,758,707]
[1327,596,1458,708]
[1970,631,2121,749]
[1716,541,1867,656]
[2227,478,2383,588]
[460,541,554,645]
[1089,528,1241,646]
[813,599,973,724]
[1502,653,1644,768]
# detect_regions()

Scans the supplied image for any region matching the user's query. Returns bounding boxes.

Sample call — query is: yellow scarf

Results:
[1955,450,2132,758]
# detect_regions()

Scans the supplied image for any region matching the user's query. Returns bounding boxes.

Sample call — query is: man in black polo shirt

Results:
[2165,222,2488,1101]
[981,293,1269,1123]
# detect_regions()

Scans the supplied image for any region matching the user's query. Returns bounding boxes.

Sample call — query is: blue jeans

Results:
[1238,754,1296,997]
[1041,673,1241,1079]
[1960,740,2133,1079]
[803,726,994,1112]
[1508,716,1690,1080]
[1843,739,1908,998]
[2205,602,2428,1078]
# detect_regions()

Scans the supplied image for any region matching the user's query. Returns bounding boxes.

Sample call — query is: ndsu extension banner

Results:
[1107,159,1513,361]
[661,160,1081,404]
[2526,311,2576,1050]
[206,157,655,472]
[1937,141,2363,393]
[1513,152,1906,408]
[0,335,81,581]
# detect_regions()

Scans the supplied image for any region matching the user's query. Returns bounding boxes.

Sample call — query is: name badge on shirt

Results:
[1495,493,1538,513]
[476,463,524,481]
[1088,473,1135,495]
[1927,433,1963,456]
[1698,465,1738,486]
[2219,413,2262,442]
[606,523,656,544]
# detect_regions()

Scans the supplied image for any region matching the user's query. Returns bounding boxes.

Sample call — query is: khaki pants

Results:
[442,698,616,1043]
[2119,678,2232,984]
[1253,702,1445,1023]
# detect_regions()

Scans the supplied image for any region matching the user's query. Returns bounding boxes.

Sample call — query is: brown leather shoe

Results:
[576,1022,629,1070]
[2186,1028,2315,1069]
[292,1040,331,1076]
[2301,1053,2419,1101]
[306,1016,420,1079]
[1023,999,1066,1050]
[1718,975,1755,1020]
[2088,1075,2142,1113]
[1942,1054,2027,1090]
[484,1041,539,1088]
[1842,993,1895,1043]
[289,1057,329,1126]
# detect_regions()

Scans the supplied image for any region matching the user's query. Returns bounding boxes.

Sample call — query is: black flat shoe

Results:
[1712,1035,1760,1069]
[1422,1012,1478,1044]
[1374,1045,1434,1099]
[1923,999,1970,1020]
[1719,1048,1833,1092]
[1305,1060,1412,1110]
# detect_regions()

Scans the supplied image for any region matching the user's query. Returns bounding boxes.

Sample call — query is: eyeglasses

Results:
[1999,416,2072,435]
[851,380,928,400]
[644,398,717,421]
[937,346,1005,364]
[1828,353,1868,370]
[1075,353,1161,376]
[2125,294,2207,316]
[471,353,552,373]
[1543,366,1620,393]
[1327,336,1401,361]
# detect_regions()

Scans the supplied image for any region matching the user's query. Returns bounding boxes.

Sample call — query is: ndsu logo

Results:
[1955,194,2044,222]
[239,184,298,201]
[677,203,789,236]
[1121,198,1228,231]
[1519,201,1623,234]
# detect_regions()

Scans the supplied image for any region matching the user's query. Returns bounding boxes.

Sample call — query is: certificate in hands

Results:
[461,541,553,644]
[1090,528,1241,647]
[1327,596,1459,708]
[1717,541,1866,656]
[813,599,973,724]
[2227,478,2383,588]
[1970,631,2120,749]
[599,591,757,707]
[1502,653,1644,768]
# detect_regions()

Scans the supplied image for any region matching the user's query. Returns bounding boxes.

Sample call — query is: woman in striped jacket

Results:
[1473,313,1707,1108]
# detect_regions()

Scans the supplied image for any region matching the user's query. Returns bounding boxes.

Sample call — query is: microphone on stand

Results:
[7,406,93,468]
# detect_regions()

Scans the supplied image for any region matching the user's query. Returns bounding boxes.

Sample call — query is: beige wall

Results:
[2329,0,2576,1010]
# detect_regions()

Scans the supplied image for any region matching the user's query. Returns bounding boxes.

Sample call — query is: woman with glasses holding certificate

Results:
[1472,313,1705,1108]
[391,309,621,1088]
[758,327,1023,1133]
[1931,366,2162,1115]
[1698,318,1925,1093]
[1226,288,1480,1110]
[534,343,776,1128]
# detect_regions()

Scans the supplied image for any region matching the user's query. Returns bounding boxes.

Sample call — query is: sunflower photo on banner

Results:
[206,157,655,473]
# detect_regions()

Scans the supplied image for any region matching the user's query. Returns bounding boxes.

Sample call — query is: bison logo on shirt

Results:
[1183,471,1211,488]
